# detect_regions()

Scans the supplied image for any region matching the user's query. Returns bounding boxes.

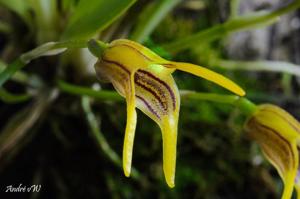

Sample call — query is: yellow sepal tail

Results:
[168,62,245,96]
[123,74,137,177]
[161,116,178,188]
[281,142,298,199]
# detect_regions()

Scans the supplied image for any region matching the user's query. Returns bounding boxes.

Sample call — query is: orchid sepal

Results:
[245,104,300,199]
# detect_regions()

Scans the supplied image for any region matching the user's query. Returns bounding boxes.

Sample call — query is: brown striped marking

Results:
[135,72,168,113]
[137,70,176,111]
[136,95,160,119]
[104,44,176,111]
[101,58,130,75]
[248,118,295,168]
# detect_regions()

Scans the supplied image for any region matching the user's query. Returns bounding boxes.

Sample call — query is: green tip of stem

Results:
[237,97,257,116]
[87,39,108,58]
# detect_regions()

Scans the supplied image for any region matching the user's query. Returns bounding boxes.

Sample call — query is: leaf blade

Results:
[61,0,136,40]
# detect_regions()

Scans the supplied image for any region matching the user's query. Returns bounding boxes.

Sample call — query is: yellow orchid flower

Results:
[90,39,245,188]
[244,104,300,199]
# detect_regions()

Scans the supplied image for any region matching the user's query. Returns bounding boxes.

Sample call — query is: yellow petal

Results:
[295,170,300,199]
[134,65,180,188]
[161,117,177,188]
[164,62,245,96]
[123,74,137,177]
[94,58,138,178]
[245,104,300,199]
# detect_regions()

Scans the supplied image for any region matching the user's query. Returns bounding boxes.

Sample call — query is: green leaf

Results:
[28,0,59,43]
[61,0,136,40]
[130,0,181,43]
[0,88,31,103]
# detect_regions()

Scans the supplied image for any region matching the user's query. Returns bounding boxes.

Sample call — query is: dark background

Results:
[0,0,300,198]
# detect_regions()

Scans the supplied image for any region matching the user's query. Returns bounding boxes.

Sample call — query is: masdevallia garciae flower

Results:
[244,104,300,199]
[89,39,245,188]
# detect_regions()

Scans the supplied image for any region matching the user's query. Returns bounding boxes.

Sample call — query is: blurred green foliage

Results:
[0,0,300,198]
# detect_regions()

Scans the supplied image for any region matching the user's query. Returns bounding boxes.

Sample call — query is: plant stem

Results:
[129,0,181,43]
[0,88,31,103]
[214,59,300,77]
[163,0,300,52]
[180,90,239,104]
[236,97,257,116]
[0,40,87,87]
[0,60,44,87]
[57,80,123,102]
[59,81,257,116]
[87,39,108,58]
[0,60,26,83]
[181,91,256,116]
[0,59,25,87]
[81,96,122,166]
[81,96,140,179]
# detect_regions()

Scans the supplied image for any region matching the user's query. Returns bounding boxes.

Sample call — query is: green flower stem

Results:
[180,90,239,104]
[213,59,300,77]
[164,0,300,52]
[129,0,181,43]
[58,81,257,116]
[0,40,87,87]
[181,91,257,116]
[236,97,257,116]
[0,88,31,103]
[57,80,123,102]
[87,39,108,58]
[81,96,140,179]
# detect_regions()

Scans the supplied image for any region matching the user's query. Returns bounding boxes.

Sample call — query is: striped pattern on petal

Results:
[245,104,300,199]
